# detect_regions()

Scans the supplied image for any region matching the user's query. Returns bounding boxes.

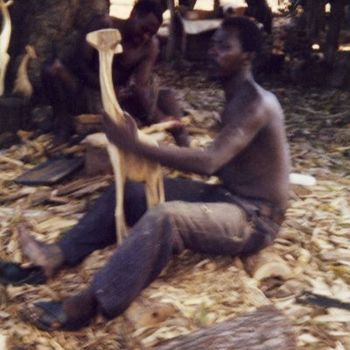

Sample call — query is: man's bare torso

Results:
[217,83,290,211]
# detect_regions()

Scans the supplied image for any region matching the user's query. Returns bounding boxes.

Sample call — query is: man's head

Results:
[209,16,262,78]
[125,0,163,46]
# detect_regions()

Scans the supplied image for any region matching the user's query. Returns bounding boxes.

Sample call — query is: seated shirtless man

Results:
[18,16,290,330]
[43,0,188,145]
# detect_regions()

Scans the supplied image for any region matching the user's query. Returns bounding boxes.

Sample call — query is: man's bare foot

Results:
[20,289,97,331]
[17,223,64,277]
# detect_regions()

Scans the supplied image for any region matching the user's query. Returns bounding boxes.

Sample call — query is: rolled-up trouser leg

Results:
[91,200,253,318]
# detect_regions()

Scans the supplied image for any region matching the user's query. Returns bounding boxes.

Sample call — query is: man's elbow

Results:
[196,156,219,176]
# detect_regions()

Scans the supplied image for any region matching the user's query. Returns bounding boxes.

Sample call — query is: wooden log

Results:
[325,0,346,65]
[6,0,109,95]
[83,133,113,176]
[0,96,28,133]
[165,0,176,61]
[155,305,296,350]
[242,246,292,282]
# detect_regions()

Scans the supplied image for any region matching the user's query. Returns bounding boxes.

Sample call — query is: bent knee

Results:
[147,201,185,220]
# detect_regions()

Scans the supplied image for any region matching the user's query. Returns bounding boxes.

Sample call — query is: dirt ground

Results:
[0,60,349,349]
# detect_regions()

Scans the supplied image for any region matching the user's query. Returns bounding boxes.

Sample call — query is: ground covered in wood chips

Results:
[0,63,349,350]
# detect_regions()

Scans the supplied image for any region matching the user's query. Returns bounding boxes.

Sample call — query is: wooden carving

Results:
[86,29,164,244]
[0,0,13,96]
[12,45,37,98]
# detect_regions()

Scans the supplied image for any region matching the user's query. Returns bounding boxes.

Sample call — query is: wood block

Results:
[74,113,102,135]
[84,143,113,176]
[0,96,29,133]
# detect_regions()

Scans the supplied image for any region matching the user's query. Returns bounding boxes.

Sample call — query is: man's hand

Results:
[102,111,140,153]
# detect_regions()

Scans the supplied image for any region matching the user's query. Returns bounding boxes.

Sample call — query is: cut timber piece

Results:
[82,132,112,176]
[86,29,165,244]
[74,113,102,135]
[155,305,296,350]
[242,246,292,282]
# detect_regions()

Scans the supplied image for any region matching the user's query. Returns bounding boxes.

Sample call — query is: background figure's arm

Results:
[74,15,116,89]
[74,43,100,89]
[132,38,164,120]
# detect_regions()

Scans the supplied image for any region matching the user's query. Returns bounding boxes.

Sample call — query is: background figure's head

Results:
[125,0,163,46]
[209,16,262,78]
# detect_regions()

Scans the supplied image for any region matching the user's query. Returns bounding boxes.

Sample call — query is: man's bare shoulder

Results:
[256,86,284,123]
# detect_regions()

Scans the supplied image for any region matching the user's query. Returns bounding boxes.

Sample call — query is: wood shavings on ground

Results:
[0,64,349,349]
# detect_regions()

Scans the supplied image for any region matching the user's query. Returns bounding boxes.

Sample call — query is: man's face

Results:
[126,12,161,46]
[208,28,247,78]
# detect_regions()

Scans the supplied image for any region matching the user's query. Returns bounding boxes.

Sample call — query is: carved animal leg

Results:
[145,170,164,208]
[115,170,128,244]
[158,173,165,203]
[110,148,128,244]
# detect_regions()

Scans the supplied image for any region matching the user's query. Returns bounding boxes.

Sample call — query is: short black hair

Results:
[222,16,262,53]
[133,0,163,24]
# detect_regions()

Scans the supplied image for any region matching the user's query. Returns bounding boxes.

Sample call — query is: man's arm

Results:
[142,110,268,174]
[74,15,117,89]
[132,38,164,119]
[104,104,269,175]
[74,43,100,89]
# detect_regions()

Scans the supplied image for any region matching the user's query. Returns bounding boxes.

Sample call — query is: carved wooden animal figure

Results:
[86,28,164,244]
[0,0,13,96]
[12,45,37,98]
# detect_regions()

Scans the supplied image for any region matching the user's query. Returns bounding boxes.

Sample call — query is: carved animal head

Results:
[0,0,13,10]
[86,29,123,54]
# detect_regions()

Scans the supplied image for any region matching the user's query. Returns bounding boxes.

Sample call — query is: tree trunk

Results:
[325,0,346,65]
[305,0,325,41]
[154,306,296,350]
[165,0,176,61]
[5,0,109,98]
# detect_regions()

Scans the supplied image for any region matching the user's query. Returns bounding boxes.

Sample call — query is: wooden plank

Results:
[15,156,84,186]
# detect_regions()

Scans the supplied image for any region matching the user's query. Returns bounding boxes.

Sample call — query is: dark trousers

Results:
[58,178,277,318]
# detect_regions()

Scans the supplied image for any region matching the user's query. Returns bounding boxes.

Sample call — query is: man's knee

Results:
[144,202,185,252]
[158,89,182,118]
[149,201,184,220]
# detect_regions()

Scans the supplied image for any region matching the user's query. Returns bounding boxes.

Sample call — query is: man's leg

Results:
[19,182,146,274]
[91,200,253,318]
[59,178,231,266]
[19,178,224,274]
[21,199,255,330]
